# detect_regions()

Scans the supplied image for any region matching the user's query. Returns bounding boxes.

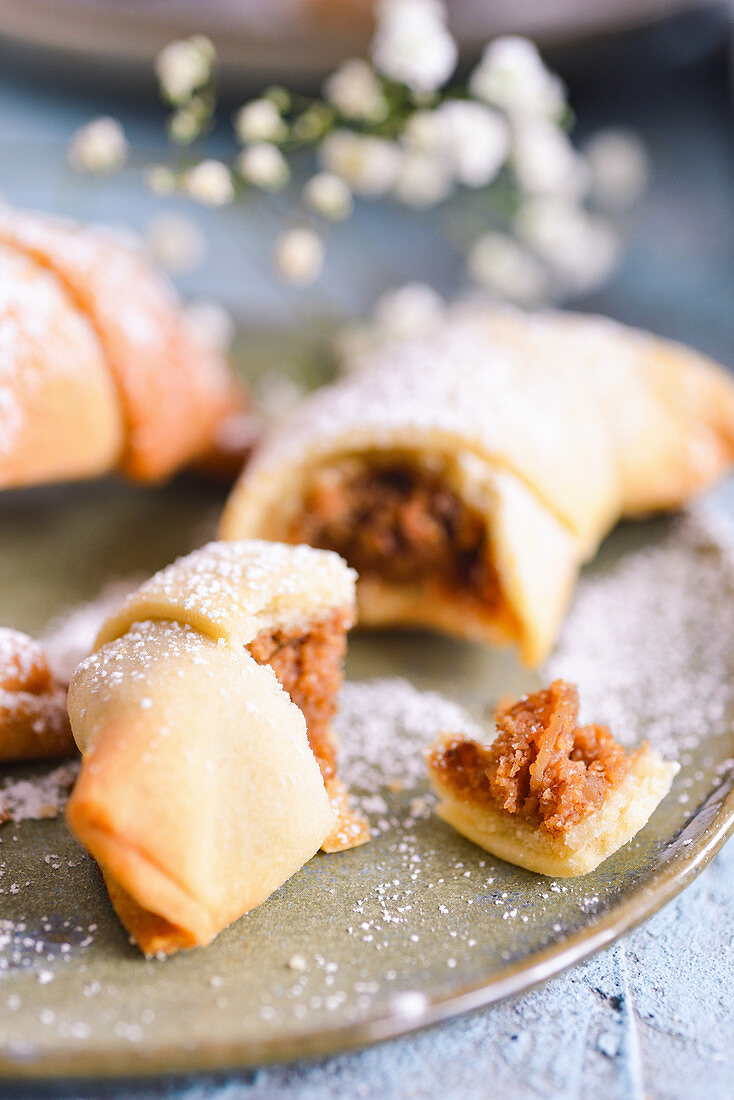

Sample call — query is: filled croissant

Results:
[66,540,366,956]
[221,306,734,664]
[0,206,240,489]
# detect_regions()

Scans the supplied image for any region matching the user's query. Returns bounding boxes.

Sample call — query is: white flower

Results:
[515,197,620,294]
[512,119,589,197]
[238,144,289,191]
[67,117,127,175]
[274,227,324,286]
[234,99,288,144]
[584,129,649,211]
[145,213,206,275]
[320,131,401,197]
[469,36,565,120]
[303,172,353,220]
[184,160,234,206]
[155,37,214,105]
[402,109,443,152]
[184,300,236,351]
[372,0,457,94]
[374,282,444,339]
[468,232,549,304]
[323,59,387,122]
[393,151,452,207]
[435,100,509,188]
[144,164,177,195]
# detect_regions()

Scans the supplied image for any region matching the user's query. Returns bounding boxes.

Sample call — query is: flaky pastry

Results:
[221,306,734,664]
[67,539,366,955]
[426,680,678,877]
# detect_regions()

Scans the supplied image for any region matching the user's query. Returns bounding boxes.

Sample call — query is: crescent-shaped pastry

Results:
[0,628,74,762]
[426,680,678,877]
[0,206,240,488]
[66,540,366,956]
[220,306,734,665]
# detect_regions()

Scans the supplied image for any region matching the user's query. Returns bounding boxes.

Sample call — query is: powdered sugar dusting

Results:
[41,576,142,682]
[0,762,78,825]
[545,509,734,767]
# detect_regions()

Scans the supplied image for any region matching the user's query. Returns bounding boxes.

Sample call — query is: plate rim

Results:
[1,774,732,1082]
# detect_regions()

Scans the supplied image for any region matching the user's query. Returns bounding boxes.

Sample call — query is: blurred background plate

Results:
[0,0,709,89]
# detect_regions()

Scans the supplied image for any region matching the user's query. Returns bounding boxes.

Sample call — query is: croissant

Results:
[66,539,366,956]
[221,306,734,665]
[0,206,239,489]
[0,628,74,762]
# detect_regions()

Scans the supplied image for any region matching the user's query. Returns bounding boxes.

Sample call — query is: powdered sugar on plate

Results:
[544,509,734,768]
[0,762,78,826]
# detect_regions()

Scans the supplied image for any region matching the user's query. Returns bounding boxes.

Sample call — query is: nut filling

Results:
[289,461,501,609]
[428,680,633,835]
[247,611,349,782]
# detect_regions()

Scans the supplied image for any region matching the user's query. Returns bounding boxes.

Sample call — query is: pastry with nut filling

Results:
[67,540,367,957]
[221,306,734,665]
[426,680,678,877]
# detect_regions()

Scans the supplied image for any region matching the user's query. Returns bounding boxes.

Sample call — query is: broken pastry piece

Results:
[221,306,734,664]
[0,628,74,762]
[67,540,367,956]
[426,680,678,877]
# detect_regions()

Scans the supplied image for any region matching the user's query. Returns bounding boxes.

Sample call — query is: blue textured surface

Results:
[0,13,733,1098]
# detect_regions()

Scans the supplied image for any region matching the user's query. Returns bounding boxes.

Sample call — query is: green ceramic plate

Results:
[0,479,733,1081]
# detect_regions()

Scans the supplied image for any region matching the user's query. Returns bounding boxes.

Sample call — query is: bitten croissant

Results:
[0,206,240,489]
[66,540,365,956]
[221,306,734,665]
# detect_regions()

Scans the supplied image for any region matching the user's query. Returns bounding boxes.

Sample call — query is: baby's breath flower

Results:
[184,299,236,351]
[274,227,324,286]
[145,213,206,275]
[292,103,335,142]
[144,164,177,195]
[584,129,649,211]
[321,131,401,197]
[235,99,288,144]
[469,36,565,121]
[67,117,127,175]
[323,59,388,122]
[184,160,234,206]
[512,119,588,196]
[168,106,203,145]
[436,100,508,188]
[264,86,292,113]
[303,172,353,221]
[393,151,452,208]
[515,197,619,294]
[372,0,457,94]
[374,282,444,339]
[468,232,549,304]
[402,109,442,153]
[238,144,290,191]
[155,37,214,105]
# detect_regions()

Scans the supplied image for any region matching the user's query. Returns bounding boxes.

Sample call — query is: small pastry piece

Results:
[220,306,734,664]
[0,628,75,762]
[0,205,241,488]
[67,540,367,956]
[426,680,678,877]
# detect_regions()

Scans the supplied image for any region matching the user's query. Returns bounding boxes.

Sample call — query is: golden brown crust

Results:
[0,627,75,763]
[0,206,241,485]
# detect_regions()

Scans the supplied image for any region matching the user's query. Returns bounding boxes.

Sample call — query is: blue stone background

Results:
[1,6,733,1097]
